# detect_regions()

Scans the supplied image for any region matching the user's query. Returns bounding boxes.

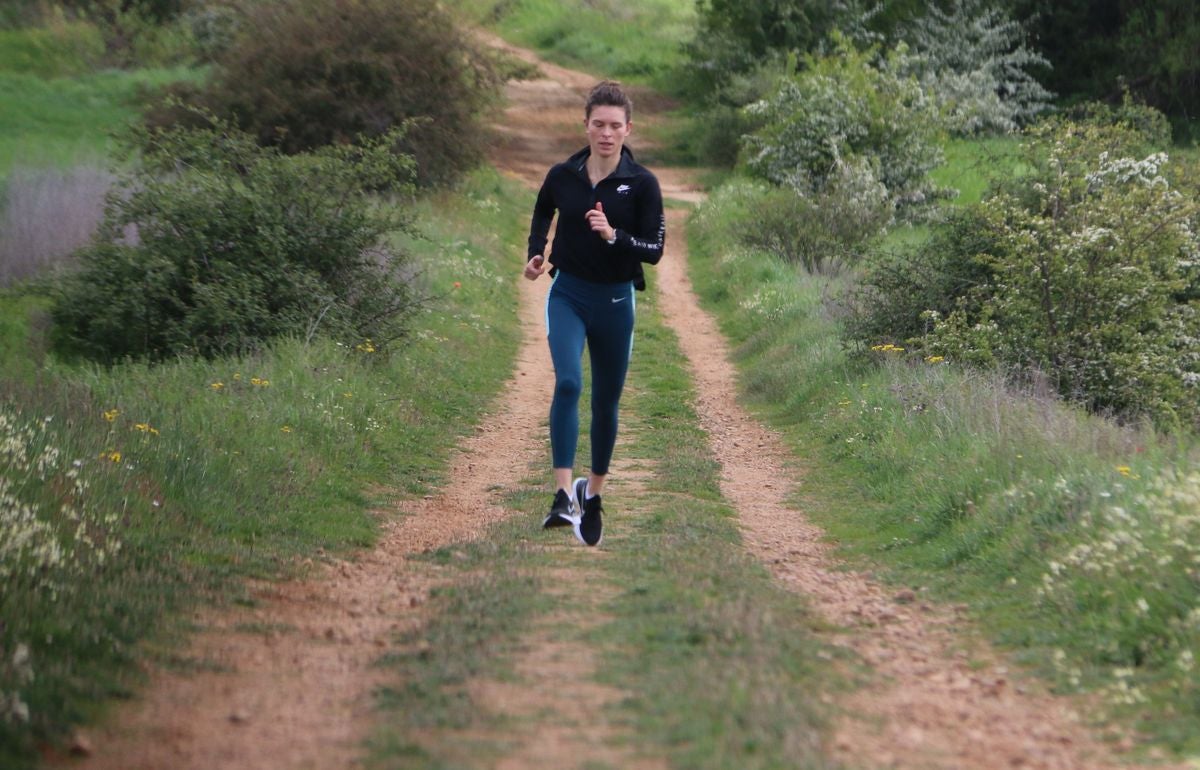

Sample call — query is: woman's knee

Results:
[554,376,582,401]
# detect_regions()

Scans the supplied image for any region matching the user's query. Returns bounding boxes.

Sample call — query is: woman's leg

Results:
[587,286,635,480]
[546,285,588,482]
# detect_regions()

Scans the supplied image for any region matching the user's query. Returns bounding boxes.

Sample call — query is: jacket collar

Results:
[567,145,639,181]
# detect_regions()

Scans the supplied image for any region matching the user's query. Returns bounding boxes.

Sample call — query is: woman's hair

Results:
[585,81,632,123]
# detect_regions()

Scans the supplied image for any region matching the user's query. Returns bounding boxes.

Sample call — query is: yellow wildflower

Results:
[210,381,225,391]
[134,423,160,436]
[250,377,270,387]
[356,339,377,353]
[281,425,293,433]
[98,450,121,463]
[925,355,945,363]
[103,409,119,422]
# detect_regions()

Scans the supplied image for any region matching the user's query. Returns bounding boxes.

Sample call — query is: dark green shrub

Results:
[682,0,839,95]
[844,206,1003,345]
[51,114,420,363]
[847,109,1200,427]
[151,0,497,188]
[734,166,891,275]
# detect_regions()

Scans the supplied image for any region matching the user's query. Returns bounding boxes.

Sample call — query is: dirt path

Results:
[496,30,1187,770]
[54,34,1182,770]
[53,268,552,769]
[51,39,656,770]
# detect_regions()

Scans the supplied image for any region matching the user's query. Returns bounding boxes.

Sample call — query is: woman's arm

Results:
[527,172,556,260]
[613,175,664,265]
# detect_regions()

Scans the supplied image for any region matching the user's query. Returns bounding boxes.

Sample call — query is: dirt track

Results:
[54,35,1182,770]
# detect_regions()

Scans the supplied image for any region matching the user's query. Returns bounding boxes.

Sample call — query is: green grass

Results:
[0,167,526,769]
[0,66,201,177]
[0,22,104,78]
[456,0,695,89]
[597,272,841,769]
[930,134,1023,206]
[687,181,1200,760]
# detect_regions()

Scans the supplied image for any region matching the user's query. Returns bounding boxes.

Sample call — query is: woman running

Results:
[523,80,665,547]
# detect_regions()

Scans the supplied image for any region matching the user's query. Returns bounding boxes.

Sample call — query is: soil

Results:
[52,33,1184,770]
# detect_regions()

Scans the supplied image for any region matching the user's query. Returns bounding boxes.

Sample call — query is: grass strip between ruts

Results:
[365,262,844,770]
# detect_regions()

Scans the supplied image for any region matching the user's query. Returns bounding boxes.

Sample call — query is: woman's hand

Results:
[585,202,616,242]
[524,254,547,281]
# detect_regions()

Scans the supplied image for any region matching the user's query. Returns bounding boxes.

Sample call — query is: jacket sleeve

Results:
[614,174,665,265]
[527,171,556,259]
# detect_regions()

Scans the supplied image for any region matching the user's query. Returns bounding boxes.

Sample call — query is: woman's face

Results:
[585,105,631,160]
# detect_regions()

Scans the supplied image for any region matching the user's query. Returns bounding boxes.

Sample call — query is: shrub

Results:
[851,111,1200,427]
[897,0,1051,135]
[681,0,841,95]
[742,36,947,219]
[51,114,420,363]
[151,0,497,188]
[844,205,1002,345]
[734,159,891,274]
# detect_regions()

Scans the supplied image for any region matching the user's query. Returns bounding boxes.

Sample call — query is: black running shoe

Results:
[573,477,603,547]
[542,488,575,529]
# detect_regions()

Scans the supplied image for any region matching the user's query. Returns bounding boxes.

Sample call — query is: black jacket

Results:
[527,145,665,291]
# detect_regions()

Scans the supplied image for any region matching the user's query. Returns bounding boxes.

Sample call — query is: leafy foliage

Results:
[898,0,1051,134]
[851,110,1200,426]
[742,37,947,217]
[150,0,497,187]
[51,114,420,363]
[683,0,839,95]
[733,163,891,274]
[1012,0,1200,136]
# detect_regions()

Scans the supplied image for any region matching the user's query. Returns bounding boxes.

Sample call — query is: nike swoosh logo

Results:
[612,297,627,303]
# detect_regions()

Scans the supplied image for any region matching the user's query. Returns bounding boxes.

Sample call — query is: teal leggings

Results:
[545,271,635,475]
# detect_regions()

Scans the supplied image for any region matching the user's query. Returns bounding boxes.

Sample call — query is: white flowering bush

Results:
[0,407,119,594]
[853,112,1200,426]
[1,405,120,736]
[742,36,947,219]
[897,0,1052,135]
[1037,468,1200,709]
[923,120,1200,425]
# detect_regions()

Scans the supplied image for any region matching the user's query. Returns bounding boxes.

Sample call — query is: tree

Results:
[900,0,1052,134]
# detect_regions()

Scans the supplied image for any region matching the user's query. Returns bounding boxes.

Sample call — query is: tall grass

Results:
[0,168,526,768]
[688,179,1200,757]
[0,164,113,287]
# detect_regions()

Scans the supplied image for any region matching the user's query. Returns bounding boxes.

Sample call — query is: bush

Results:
[51,114,420,363]
[151,0,497,188]
[742,36,947,219]
[734,159,891,274]
[850,111,1200,427]
[844,206,1002,345]
[682,0,841,95]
